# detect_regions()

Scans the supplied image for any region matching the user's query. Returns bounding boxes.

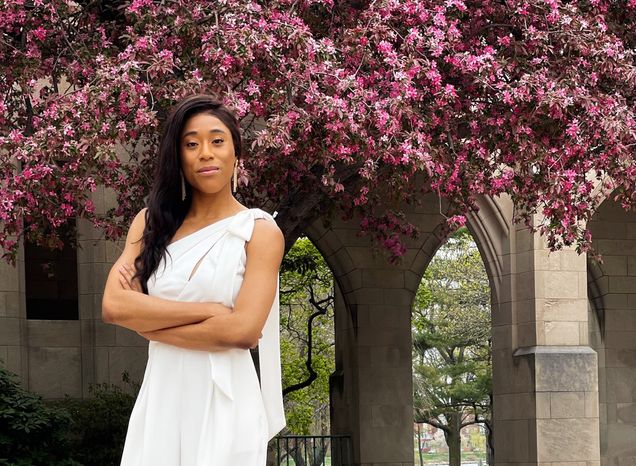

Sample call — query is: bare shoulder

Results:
[246,217,285,264]
[107,208,147,274]
[126,207,148,246]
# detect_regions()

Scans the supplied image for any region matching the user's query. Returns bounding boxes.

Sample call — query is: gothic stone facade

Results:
[1,176,634,466]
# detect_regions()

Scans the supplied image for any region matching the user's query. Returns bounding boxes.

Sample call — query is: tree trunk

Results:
[417,423,424,466]
[288,443,307,466]
[444,412,462,466]
[485,422,494,466]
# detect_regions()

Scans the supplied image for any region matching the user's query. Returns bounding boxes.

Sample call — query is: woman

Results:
[101,94,286,465]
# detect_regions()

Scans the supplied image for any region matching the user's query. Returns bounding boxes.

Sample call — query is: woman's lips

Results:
[197,167,220,176]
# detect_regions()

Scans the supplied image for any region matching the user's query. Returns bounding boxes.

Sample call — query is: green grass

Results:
[413,450,488,464]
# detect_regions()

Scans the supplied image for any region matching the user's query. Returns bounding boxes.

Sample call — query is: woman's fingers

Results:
[119,275,130,290]
[125,264,143,292]
[118,266,131,289]
[119,269,132,290]
[119,263,142,292]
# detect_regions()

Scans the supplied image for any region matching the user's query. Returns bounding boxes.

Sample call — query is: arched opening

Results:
[298,191,509,466]
[412,227,493,466]
[276,236,339,464]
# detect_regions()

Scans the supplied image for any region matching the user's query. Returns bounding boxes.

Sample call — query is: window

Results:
[25,220,79,320]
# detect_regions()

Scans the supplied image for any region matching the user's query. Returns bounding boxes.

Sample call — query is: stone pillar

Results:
[0,246,27,381]
[330,282,357,465]
[334,280,415,466]
[494,222,600,466]
[321,192,469,466]
[326,231,418,466]
[588,199,636,466]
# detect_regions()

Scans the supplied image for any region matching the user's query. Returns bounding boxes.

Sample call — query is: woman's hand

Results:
[118,263,143,293]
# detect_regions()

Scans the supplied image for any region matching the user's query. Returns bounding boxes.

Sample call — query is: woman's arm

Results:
[101,209,229,332]
[136,218,285,351]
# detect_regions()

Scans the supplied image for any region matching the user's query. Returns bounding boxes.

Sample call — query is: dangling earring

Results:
[232,159,239,193]
[181,172,186,201]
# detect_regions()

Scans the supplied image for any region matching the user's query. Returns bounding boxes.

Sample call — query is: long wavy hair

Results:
[133,94,242,293]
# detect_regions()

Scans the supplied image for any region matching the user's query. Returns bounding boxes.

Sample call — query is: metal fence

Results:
[273,435,353,466]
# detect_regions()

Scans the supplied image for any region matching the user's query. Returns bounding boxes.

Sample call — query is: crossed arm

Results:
[101,209,285,352]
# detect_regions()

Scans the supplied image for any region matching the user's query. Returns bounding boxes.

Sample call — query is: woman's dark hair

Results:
[133,94,242,293]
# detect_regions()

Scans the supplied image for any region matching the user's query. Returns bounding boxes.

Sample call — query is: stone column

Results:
[326,228,418,466]
[330,282,358,465]
[0,245,27,381]
[588,199,636,466]
[494,221,600,466]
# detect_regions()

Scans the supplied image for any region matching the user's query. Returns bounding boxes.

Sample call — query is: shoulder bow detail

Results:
[226,208,276,241]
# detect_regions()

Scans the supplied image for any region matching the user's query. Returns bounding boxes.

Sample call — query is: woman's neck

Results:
[186,190,245,221]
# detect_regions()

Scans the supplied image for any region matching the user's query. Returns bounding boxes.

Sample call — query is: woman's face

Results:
[180,112,236,195]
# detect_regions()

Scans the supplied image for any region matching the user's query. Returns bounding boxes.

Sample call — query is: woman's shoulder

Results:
[125,208,148,244]
[248,210,284,248]
[132,207,148,228]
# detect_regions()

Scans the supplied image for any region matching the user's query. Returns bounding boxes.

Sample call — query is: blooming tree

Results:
[1,0,635,264]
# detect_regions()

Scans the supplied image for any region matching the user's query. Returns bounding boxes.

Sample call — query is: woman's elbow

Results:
[101,293,119,324]
[229,334,255,350]
[230,328,260,350]
[239,330,262,350]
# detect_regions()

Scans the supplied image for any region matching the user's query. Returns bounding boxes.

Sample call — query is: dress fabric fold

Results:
[120,208,285,466]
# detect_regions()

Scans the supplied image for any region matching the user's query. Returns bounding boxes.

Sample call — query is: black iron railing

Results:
[273,435,353,466]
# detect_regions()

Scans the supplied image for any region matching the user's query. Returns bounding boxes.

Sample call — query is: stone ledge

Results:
[514,346,597,356]
[513,346,598,393]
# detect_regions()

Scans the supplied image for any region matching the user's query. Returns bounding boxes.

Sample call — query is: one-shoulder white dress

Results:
[120,208,285,466]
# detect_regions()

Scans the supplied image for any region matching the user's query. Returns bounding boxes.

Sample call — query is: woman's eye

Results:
[185,142,197,148]
[212,138,224,144]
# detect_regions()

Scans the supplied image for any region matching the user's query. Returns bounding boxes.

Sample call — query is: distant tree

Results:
[412,228,492,466]
[279,237,334,441]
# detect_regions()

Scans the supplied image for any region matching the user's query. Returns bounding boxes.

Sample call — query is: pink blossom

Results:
[31,26,46,40]
[447,215,466,228]
[566,120,580,139]
[1,0,635,263]
[377,41,393,54]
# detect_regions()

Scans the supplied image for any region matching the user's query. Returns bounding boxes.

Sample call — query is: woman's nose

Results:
[199,142,214,158]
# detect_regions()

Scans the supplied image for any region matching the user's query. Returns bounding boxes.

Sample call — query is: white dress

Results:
[120,208,286,466]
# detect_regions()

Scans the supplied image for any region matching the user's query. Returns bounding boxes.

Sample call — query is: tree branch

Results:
[283,282,332,396]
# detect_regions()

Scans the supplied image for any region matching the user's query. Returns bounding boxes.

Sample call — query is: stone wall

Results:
[588,198,636,466]
[0,243,26,380]
[0,186,147,399]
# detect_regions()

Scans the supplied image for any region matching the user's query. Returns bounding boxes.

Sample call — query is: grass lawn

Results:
[413,450,488,465]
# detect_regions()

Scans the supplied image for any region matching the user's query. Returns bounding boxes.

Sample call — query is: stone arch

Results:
[304,192,511,339]
[465,195,511,303]
[302,188,512,465]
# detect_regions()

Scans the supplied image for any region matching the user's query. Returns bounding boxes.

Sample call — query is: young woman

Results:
[102,94,286,465]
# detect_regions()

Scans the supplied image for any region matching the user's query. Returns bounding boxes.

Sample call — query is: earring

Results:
[232,159,239,193]
[181,172,186,201]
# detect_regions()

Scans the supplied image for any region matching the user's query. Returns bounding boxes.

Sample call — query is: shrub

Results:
[0,364,80,466]
[50,371,140,466]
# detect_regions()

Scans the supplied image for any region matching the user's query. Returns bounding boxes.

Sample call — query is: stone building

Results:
[1,174,634,466]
